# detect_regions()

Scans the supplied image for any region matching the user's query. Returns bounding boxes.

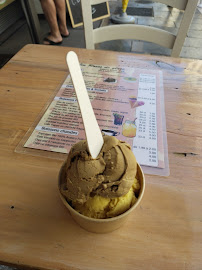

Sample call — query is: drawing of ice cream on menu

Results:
[129,96,145,109]
[129,96,137,108]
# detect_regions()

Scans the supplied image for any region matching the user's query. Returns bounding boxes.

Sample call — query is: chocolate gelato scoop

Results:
[61,135,137,204]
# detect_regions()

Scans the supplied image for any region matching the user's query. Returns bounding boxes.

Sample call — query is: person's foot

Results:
[59,24,69,37]
[43,33,62,45]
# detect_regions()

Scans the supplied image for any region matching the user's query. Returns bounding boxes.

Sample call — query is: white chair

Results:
[81,0,198,57]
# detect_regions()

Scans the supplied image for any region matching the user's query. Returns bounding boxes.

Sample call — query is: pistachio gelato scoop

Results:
[61,135,137,204]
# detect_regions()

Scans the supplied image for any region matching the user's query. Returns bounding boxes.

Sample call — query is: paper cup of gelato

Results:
[58,136,145,233]
[58,162,145,233]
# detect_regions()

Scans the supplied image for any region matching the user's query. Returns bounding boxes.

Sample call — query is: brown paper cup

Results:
[58,162,145,233]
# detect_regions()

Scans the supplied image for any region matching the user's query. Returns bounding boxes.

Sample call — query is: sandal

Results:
[43,37,62,46]
[61,33,70,38]
[47,32,70,38]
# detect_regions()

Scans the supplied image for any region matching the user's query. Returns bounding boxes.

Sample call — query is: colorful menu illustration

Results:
[24,63,165,168]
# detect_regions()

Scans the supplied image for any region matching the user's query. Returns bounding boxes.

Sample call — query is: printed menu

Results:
[24,63,165,168]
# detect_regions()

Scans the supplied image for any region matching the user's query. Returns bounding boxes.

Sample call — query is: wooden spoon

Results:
[66,51,104,159]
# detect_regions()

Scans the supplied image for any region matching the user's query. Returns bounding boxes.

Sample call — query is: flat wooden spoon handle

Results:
[66,51,104,159]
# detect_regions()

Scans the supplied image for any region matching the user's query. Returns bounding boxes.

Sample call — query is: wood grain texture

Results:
[0,45,202,270]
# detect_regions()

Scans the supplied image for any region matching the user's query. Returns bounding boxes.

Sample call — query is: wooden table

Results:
[0,45,201,270]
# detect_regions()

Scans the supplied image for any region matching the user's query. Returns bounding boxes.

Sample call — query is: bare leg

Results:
[40,0,62,44]
[54,0,69,36]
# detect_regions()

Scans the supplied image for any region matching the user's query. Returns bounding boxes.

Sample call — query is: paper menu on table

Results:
[24,63,165,168]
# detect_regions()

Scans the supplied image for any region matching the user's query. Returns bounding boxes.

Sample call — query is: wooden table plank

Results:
[0,45,202,270]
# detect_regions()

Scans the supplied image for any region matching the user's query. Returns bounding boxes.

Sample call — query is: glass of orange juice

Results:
[122,120,137,138]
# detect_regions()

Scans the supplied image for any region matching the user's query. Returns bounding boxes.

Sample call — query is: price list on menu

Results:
[133,74,158,167]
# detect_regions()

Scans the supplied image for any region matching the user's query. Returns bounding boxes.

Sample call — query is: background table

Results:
[0,45,201,270]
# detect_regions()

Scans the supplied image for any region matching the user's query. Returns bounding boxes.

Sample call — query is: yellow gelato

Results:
[72,178,140,218]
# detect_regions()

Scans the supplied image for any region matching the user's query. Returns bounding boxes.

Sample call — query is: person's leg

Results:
[40,0,62,44]
[54,0,69,36]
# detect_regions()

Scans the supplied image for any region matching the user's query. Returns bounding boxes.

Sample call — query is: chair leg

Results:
[20,0,42,44]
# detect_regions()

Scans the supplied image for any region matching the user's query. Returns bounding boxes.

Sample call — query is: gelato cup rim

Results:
[58,162,145,223]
